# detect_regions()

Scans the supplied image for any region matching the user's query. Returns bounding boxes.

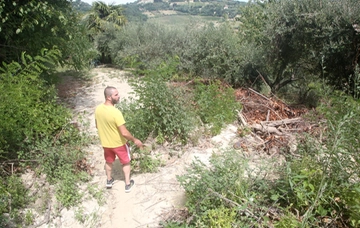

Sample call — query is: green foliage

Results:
[180,23,244,85]
[111,21,245,85]
[0,49,72,159]
[194,80,241,135]
[0,0,92,70]
[118,58,195,144]
[32,119,91,209]
[200,206,237,228]
[111,22,187,69]
[277,156,324,213]
[123,4,148,23]
[0,49,91,223]
[81,1,127,64]
[141,2,170,11]
[71,0,92,13]
[55,168,83,209]
[177,150,262,226]
[177,90,360,227]
[273,93,360,226]
[274,210,301,228]
[0,175,28,216]
[131,147,162,173]
[161,221,190,228]
[87,184,106,206]
[238,0,360,97]
[348,64,360,99]
[24,209,35,226]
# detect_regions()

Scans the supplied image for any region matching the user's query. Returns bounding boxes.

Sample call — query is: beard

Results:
[111,97,119,105]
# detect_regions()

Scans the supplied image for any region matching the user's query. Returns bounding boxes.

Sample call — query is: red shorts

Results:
[103,143,131,165]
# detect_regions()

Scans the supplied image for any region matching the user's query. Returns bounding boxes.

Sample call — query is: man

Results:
[95,86,143,192]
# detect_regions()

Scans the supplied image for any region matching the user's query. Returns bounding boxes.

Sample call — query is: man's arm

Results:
[118,124,143,148]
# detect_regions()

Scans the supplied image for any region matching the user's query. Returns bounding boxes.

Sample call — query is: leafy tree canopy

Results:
[81,1,128,63]
[82,1,127,38]
[0,1,87,67]
[237,0,360,97]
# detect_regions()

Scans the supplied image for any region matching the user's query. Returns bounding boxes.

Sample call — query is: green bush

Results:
[276,156,324,214]
[200,206,237,228]
[131,146,162,173]
[0,49,72,160]
[110,21,246,86]
[274,210,301,228]
[55,167,84,209]
[237,0,360,96]
[273,92,360,226]
[0,175,28,226]
[118,59,195,144]
[0,50,92,225]
[177,150,262,226]
[110,22,186,69]
[194,80,241,135]
[179,23,244,85]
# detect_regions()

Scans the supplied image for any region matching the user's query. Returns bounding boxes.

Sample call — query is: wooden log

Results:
[251,123,284,136]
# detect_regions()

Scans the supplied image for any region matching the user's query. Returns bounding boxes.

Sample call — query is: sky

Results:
[81,0,137,5]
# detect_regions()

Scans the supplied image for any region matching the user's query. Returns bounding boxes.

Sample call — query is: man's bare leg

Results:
[105,162,113,180]
[122,163,131,185]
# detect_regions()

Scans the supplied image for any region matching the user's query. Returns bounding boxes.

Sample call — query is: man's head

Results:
[104,86,120,105]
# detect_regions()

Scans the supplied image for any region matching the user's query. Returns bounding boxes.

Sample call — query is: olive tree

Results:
[238,0,360,98]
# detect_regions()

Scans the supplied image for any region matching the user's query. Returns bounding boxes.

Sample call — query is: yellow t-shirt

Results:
[95,103,127,148]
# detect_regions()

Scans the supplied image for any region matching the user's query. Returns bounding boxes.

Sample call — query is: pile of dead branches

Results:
[234,88,318,155]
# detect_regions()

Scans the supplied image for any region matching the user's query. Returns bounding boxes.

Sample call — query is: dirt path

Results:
[50,67,239,228]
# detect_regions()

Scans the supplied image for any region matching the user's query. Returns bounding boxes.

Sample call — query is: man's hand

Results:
[133,138,143,149]
[118,124,143,148]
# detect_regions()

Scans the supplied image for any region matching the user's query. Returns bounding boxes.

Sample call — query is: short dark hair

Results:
[104,86,116,99]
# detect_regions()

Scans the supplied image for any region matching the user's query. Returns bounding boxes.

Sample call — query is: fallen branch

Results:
[236,110,248,126]
[248,88,270,101]
[266,110,270,122]
[260,117,303,127]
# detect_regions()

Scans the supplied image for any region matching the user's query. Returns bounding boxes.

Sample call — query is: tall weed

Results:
[194,79,241,135]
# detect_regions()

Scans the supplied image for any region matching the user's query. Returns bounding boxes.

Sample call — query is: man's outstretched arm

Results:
[118,124,143,148]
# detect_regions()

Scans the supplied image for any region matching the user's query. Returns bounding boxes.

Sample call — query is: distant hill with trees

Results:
[73,0,246,20]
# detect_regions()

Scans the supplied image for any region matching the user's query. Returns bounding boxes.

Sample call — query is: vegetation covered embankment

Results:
[0,0,97,226]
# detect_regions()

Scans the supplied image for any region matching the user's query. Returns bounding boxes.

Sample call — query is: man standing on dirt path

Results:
[95,86,143,193]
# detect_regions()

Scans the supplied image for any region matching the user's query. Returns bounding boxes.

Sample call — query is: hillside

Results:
[74,0,246,20]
